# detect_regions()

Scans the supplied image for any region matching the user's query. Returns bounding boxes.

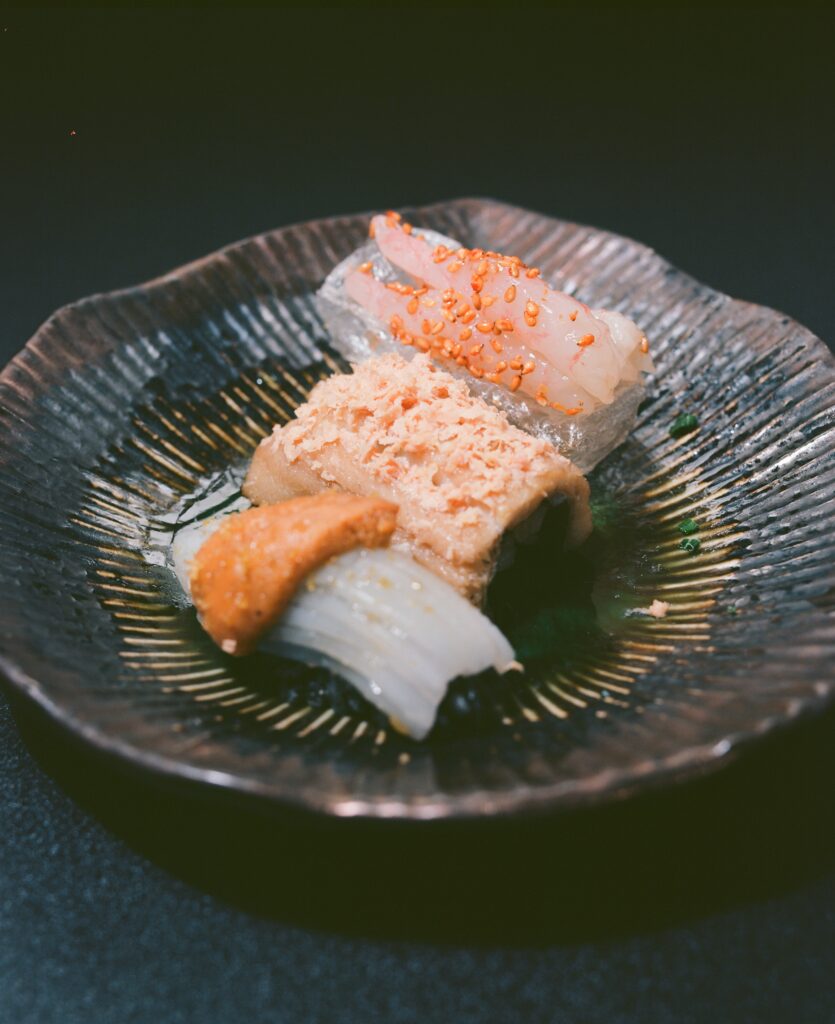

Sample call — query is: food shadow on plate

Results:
[11,693,835,949]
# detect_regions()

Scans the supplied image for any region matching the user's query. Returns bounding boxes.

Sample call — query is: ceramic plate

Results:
[1,199,834,818]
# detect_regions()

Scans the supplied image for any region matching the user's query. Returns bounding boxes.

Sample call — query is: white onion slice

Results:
[171,515,516,739]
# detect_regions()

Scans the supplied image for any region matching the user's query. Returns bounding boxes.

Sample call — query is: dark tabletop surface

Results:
[1,9,834,1023]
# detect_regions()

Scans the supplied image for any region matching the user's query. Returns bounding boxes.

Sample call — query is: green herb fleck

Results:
[670,413,699,438]
[726,604,738,616]
[678,518,699,535]
[679,537,701,555]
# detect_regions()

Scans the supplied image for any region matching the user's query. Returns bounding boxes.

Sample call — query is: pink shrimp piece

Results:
[372,215,452,291]
[345,271,450,355]
[354,214,650,414]
[346,268,590,411]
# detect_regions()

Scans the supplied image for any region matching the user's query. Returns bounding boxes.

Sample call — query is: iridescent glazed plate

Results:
[1,199,833,819]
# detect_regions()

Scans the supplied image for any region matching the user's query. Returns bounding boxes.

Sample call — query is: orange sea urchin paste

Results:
[190,493,398,655]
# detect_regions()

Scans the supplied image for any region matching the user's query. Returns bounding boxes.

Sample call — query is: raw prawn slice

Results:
[345,267,593,415]
[315,211,654,472]
[362,213,652,406]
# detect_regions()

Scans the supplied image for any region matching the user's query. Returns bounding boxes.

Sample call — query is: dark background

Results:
[1,8,834,1023]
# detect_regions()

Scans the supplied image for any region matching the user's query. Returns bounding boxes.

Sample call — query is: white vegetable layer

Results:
[171,516,516,739]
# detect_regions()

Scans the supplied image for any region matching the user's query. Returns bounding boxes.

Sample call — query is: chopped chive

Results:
[670,413,699,438]
[678,518,699,535]
[726,604,738,616]
[679,537,701,555]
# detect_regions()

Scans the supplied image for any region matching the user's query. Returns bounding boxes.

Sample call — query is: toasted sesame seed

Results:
[469,343,484,356]
[491,338,504,353]
[510,375,522,392]
[496,318,514,333]
[525,268,540,279]
[471,277,483,293]
[525,300,539,317]
[407,297,419,315]
[509,357,523,370]
[359,261,373,274]
[577,334,595,348]
[521,360,536,375]
[459,328,473,341]
[482,294,496,308]
[504,285,516,303]
[389,315,404,332]
[415,338,431,352]
[569,310,578,321]
[495,360,507,373]
[640,336,649,354]
[431,320,445,335]
[508,264,519,278]
[476,321,494,334]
